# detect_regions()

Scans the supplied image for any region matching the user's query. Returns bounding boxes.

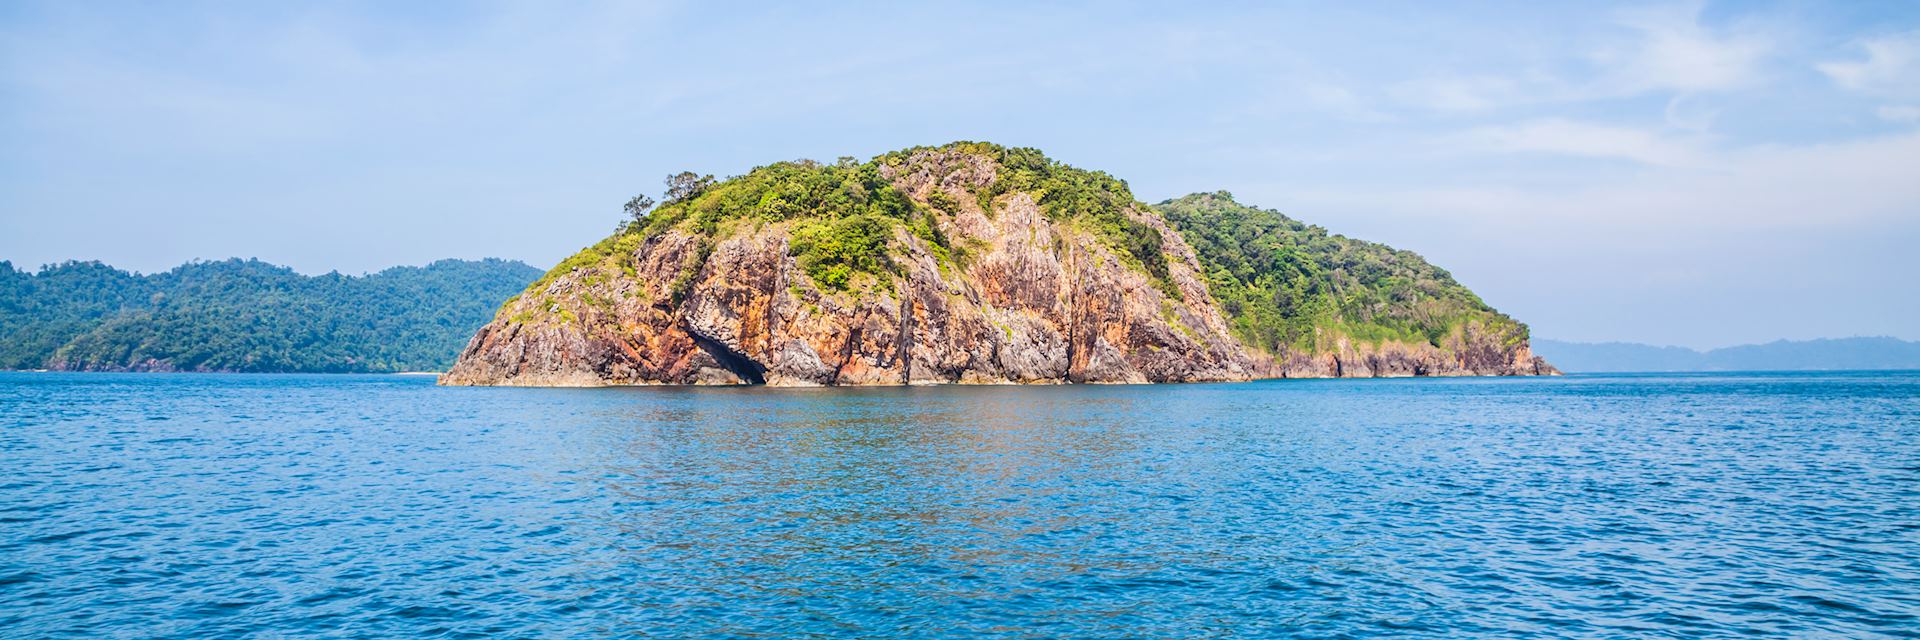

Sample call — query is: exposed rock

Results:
[1260,329,1558,379]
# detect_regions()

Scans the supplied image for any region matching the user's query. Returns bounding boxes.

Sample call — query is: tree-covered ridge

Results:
[532,142,1176,302]
[1154,191,1525,355]
[0,258,540,372]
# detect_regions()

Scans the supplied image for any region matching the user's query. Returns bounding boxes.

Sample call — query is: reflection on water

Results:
[572,388,1177,636]
[2,373,1918,637]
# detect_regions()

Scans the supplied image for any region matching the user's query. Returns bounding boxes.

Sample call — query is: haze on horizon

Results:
[3,1,1917,350]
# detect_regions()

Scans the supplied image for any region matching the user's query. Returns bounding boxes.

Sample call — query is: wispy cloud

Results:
[1595,2,1773,94]
[1388,2,1775,114]
[1457,119,1708,167]
[1306,130,1920,230]
[1818,30,1920,97]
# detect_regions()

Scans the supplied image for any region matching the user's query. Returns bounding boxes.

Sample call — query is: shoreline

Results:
[0,369,447,376]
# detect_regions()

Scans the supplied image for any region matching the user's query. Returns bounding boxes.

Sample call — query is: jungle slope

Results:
[1156,192,1554,378]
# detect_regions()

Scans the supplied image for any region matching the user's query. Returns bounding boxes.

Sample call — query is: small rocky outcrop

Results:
[1260,331,1558,378]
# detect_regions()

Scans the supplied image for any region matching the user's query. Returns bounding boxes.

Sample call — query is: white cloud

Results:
[1388,3,1774,114]
[1459,119,1707,167]
[1818,30,1920,97]
[1598,3,1773,94]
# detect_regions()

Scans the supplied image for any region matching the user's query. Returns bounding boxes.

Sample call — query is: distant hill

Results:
[0,258,541,373]
[1533,337,1920,373]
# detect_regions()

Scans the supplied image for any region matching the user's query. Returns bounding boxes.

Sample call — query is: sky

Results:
[2,1,1917,349]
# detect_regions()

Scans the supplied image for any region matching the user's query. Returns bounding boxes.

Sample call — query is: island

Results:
[443,142,1556,386]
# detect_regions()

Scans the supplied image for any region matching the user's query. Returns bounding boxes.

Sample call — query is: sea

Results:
[1,371,1916,638]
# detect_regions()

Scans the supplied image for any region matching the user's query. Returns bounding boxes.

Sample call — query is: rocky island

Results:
[442,143,1554,386]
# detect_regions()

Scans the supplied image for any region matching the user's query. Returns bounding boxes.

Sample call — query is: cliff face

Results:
[1261,331,1555,378]
[442,143,1552,386]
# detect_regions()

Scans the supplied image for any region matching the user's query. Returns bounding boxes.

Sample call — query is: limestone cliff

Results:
[442,143,1552,386]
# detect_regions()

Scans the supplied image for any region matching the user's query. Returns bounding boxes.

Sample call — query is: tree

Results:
[664,171,715,202]
[624,194,656,223]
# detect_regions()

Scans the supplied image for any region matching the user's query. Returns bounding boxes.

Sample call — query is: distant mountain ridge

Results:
[1533,337,1920,373]
[0,258,541,373]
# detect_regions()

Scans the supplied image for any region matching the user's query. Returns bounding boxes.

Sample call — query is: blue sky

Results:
[2,1,1916,348]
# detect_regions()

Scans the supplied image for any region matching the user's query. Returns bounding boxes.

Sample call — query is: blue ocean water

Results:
[0,372,1916,638]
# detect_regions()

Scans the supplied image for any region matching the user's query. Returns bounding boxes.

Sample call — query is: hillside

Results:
[444,142,1551,386]
[1155,192,1540,378]
[1534,337,1920,372]
[0,258,540,373]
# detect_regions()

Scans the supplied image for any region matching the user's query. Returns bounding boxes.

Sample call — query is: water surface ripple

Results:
[1,371,1917,638]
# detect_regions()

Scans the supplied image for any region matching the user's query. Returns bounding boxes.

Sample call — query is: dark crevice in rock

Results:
[897,293,914,384]
[687,330,767,385]
[831,323,862,386]
[1064,247,1082,383]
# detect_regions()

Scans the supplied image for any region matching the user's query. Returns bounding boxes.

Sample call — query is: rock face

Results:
[1263,332,1556,378]
[443,150,1254,386]
[442,144,1553,386]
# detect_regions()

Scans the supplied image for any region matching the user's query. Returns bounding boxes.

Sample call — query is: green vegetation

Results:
[0,258,540,372]
[589,142,1175,296]
[791,215,898,290]
[1154,192,1524,354]
[632,158,915,245]
[522,232,646,298]
[623,157,921,292]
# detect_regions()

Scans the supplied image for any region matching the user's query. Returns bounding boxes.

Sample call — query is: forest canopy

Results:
[0,258,540,372]
[1155,192,1524,354]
